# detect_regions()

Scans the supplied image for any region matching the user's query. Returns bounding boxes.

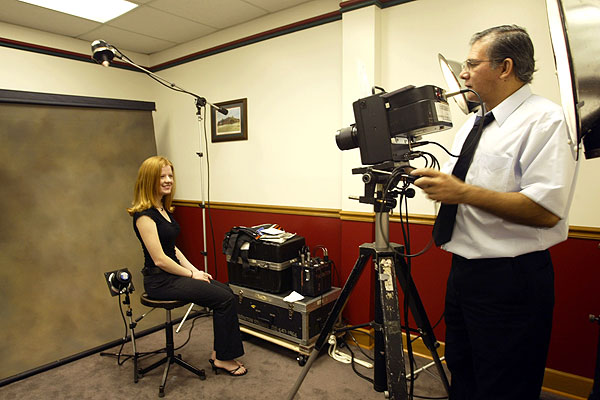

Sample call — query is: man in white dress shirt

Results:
[412,25,577,400]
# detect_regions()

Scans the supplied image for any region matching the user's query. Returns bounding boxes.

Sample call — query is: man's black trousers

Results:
[445,250,554,400]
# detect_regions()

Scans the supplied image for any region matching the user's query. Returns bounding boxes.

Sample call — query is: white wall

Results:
[2,0,598,227]
[376,0,569,219]
[345,0,599,227]
[149,0,340,67]
[0,22,152,100]
[149,21,343,208]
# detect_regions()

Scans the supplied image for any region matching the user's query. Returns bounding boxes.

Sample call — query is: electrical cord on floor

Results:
[333,327,449,400]
[112,299,212,365]
[346,330,374,362]
[327,334,373,369]
[113,294,167,365]
[174,309,212,351]
[412,394,449,399]
[339,336,375,385]
[115,294,130,365]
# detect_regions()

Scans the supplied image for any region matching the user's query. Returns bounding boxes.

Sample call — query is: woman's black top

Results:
[133,208,180,270]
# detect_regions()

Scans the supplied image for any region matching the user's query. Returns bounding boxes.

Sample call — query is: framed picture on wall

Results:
[211,98,248,142]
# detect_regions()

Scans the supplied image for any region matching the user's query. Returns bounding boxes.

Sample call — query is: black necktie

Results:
[432,112,495,246]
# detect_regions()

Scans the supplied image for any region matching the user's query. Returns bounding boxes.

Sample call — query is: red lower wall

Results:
[174,204,600,380]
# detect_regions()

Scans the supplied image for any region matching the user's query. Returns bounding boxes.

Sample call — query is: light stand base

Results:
[100,292,140,383]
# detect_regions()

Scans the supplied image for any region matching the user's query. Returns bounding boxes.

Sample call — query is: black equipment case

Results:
[292,257,332,297]
[230,283,341,346]
[223,226,305,293]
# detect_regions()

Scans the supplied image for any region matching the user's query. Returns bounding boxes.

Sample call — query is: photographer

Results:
[412,25,577,399]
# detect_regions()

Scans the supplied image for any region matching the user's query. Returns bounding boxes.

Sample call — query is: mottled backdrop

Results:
[0,102,172,379]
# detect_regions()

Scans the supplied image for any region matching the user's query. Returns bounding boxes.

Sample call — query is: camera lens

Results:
[335,126,358,150]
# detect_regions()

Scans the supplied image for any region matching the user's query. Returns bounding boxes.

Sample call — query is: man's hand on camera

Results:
[410,168,468,204]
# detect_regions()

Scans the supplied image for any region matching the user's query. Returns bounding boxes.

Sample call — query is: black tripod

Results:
[100,290,142,383]
[287,164,449,400]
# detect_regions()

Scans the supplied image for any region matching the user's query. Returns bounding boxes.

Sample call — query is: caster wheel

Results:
[297,354,308,366]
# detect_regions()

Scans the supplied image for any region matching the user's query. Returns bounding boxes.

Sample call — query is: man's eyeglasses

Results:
[461,59,497,71]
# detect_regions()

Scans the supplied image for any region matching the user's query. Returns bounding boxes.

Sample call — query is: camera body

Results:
[336,84,452,165]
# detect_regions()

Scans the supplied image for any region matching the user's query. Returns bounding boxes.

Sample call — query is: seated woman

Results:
[127,155,247,376]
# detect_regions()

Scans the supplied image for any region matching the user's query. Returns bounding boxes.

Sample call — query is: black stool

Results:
[139,293,206,397]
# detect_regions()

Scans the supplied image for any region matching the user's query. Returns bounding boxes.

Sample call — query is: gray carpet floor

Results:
[0,311,575,400]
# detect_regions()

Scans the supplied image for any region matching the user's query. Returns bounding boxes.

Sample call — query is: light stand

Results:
[286,165,449,400]
[194,97,210,277]
[177,98,210,333]
[589,314,600,400]
[91,40,227,325]
[101,268,143,383]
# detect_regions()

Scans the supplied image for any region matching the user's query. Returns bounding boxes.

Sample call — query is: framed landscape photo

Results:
[211,98,248,142]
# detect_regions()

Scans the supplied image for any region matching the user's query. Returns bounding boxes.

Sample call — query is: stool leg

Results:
[138,306,206,397]
[165,309,175,358]
[174,356,206,379]
[159,309,175,397]
[159,356,172,398]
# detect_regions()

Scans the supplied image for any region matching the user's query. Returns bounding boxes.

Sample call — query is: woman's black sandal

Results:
[209,359,248,376]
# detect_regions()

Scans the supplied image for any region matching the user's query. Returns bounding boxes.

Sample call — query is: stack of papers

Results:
[283,291,305,303]
[254,224,296,243]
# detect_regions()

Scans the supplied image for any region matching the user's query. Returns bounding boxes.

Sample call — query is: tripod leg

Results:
[373,269,386,392]
[286,252,371,400]
[393,248,450,395]
[377,255,408,400]
[128,309,140,383]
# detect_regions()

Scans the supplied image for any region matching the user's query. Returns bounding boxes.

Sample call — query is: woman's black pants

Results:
[143,274,244,361]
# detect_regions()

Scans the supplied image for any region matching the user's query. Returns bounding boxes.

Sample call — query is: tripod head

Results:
[351,161,416,213]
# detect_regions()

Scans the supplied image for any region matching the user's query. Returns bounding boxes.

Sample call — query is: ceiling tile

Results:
[79,25,175,55]
[246,0,313,13]
[107,5,216,43]
[149,0,267,29]
[0,0,328,55]
[0,0,100,37]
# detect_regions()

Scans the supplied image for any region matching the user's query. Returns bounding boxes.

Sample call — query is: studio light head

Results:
[104,268,135,296]
[437,54,483,115]
[91,40,116,67]
[546,0,600,159]
[336,85,453,165]
[90,39,229,117]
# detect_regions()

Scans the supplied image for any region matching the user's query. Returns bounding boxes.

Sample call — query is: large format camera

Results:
[336,84,453,165]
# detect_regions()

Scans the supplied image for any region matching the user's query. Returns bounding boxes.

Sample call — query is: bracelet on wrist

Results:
[189,270,193,278]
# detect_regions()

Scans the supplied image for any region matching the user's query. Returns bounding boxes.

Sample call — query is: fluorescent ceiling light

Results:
[18,0,138,23]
